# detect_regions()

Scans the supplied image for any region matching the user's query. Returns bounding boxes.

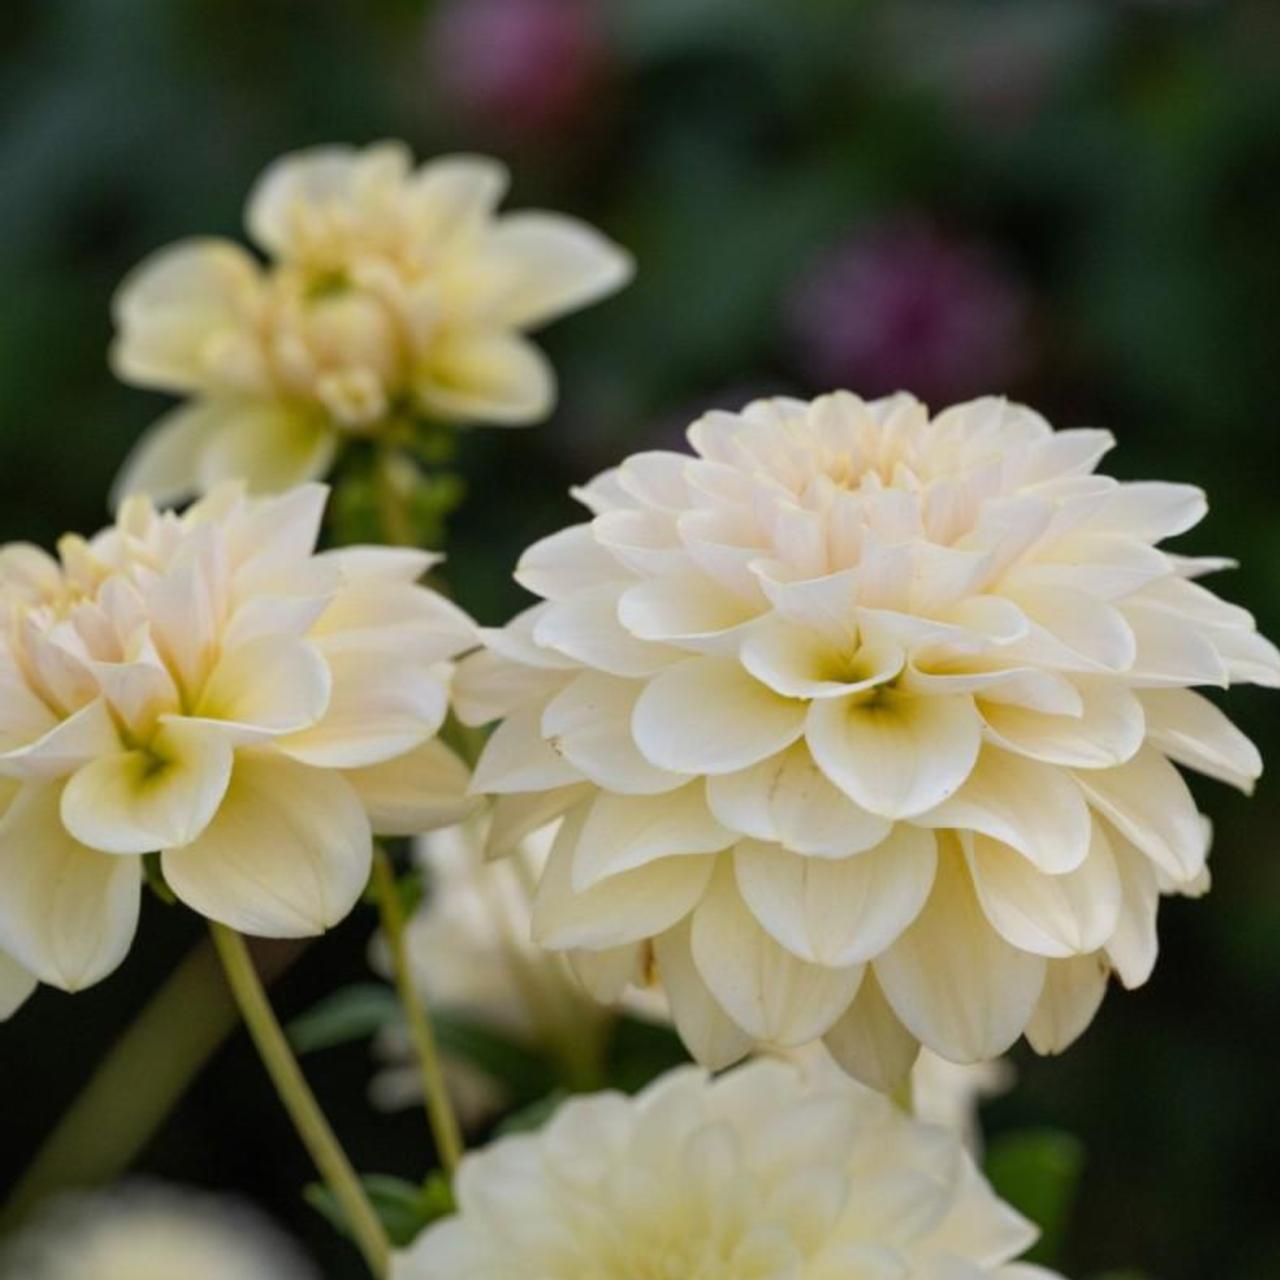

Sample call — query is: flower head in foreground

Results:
[0,483,476,994]
[393,1058,1059,1280]
[0,1182,315,1280]
[455,392,1278,1086]
[110,142,633,504]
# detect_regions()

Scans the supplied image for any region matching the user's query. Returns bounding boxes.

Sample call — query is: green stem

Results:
[1,936,279,1231]
[371,848,464,1178]
[209,924,390,1278]
[375,447,417,548]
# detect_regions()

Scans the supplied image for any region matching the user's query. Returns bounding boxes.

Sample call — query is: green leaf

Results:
[431,1011,557,1104]
[305,1172,455,1249]
[985,1128,1085,1267]
[288,984,402,1055]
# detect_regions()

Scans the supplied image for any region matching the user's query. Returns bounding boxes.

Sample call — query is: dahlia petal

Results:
[533,585,677,676]
[541,671,690,794]
[162,752,371,937]
[875,851,1046,1062]
[110,401,224,508]
[566,944,644,1002]
[470,702,584,794]
[740,616,904,699]
[823,970,920,1094]
[1104,827,1160,988]
[1089,480,1207,541]
[964,824,1120,958]
[0,698,119,781]
[276,652,447,768]
[916,747,1092,874]
[1025,953,1110,1054]
[571,784,734,890]
[405,153,510,247]
[484,784,592,861]
[414,329,555,425]
[632,658,806,775]
[1123,601,1229,688]
[706,743,891,857]
[806,690,982,820]
[195,635,332,741]
[452,647,571,728]
[734,827,936,966]
[0,948,36,1020]
[1002,586,1136,672]
[618,571,761,652]
[0,783,140,990]
[928,1156,1040,1268]
[531,805,714,950]
[1139,688,1262,792]
[196,401,337,494]
[342,739,480,835]
[515,524,628,601]
[691,862,865,1045]
[979,678,1145,769]
[593,508,687,577]
[653,920,754,1069]
[482,211,634,328]
[60,719,234,854]
[1074,746,1207,881]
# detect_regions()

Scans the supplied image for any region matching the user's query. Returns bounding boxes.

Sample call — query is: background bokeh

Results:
[2,1,1279,1276]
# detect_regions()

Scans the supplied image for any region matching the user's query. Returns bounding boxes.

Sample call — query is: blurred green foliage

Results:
[3,1,1280,1277]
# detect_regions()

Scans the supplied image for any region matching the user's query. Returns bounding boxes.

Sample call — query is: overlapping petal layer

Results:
[111,143,634,501]
[0,483,477,992]
[457,391,1278,1085]
[393,1057,1057,1280]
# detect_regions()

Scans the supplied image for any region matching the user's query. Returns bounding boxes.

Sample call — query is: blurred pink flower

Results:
[788,222,1031,404]
[430,0,608,140]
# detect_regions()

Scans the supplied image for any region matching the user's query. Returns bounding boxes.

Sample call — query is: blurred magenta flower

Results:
[430,0,608,140]
[788,222,1031,404]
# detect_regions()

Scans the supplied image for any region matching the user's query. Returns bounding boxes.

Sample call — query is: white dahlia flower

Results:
[393,1058,1060,1280]
[0,483,476,993]
[455,392,1277,1084]
[0,1182,316,1280]
[111,142,633,503]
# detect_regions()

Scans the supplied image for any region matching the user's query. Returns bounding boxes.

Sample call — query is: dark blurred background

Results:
[3,1,1279,1276]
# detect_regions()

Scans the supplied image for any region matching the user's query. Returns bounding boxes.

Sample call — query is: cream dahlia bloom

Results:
[0,483,476,992]
[0,1182,316,1280]
[393,1058,1060,1280]
[111,142,633,503]
[455,392,1277,1085]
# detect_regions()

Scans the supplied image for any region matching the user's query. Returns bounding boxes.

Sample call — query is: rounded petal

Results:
[807,690,982,820]
[740,616,904,699]
[197,401,338,494]
[823,970,920,1093]
[632,658,806,775]
[964,824,1120,959]
[706,743,891,857]
[531,805,714,950]
[343,739,480,835]
[1025,952,1110,1054]
[571,784,734,890]
[110,402,223,509]
[916,747,1092,874]
[1104,827,1160,988]
[875,850,1046,1062]
[653,919,755,1070]
[195,636,332,742]
[483,211,633,328]
[0,783,140,990]
[690,862,865,1046]
[1139,687,1262,792]
[470,702,584,794]
[733,827,937,966]
[162,752,372,937]
[60,719,234,854]
[415,330,555,425]
[979,680,1145,770]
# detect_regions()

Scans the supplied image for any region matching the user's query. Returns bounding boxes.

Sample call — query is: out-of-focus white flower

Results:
[111,142,633,503]
[456,391,1278,1087]
[393,1058,1061,1280]
[371,817,623,1123]
[0,483,477,993]
[910,1048,1013,1153]
[0,1182,316,1280]
[0,947,36,1020]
